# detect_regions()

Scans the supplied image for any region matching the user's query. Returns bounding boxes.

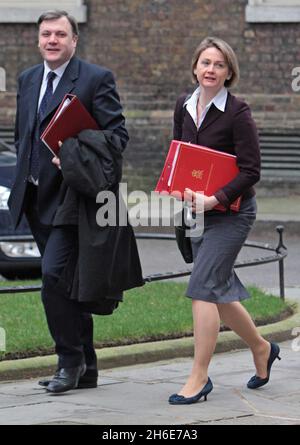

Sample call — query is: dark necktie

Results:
[29,71,56,181]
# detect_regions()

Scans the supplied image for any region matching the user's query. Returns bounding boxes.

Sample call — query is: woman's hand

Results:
[51,141,62,170]
[184,188,219,212]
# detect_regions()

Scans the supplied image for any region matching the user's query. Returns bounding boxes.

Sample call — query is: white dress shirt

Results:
[38,60,71,110]
[184,86,228,129]
[29,60,71,185]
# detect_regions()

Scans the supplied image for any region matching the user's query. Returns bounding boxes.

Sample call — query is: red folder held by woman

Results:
[155,140,241,212]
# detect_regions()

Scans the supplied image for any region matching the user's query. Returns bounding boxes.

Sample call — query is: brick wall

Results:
[0,0,299,192]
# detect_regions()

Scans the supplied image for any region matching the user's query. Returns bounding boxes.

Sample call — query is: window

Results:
[0,0,87,23]
[246,0,300,22]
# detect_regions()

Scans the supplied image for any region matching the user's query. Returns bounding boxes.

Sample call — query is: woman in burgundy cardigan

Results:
[169,37,281,405]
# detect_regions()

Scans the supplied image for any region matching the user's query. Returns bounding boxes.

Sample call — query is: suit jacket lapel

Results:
[198,104,224,134]
[39,57,80,124]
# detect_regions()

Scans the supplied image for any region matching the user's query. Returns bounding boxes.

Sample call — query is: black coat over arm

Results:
[53,129,144,315]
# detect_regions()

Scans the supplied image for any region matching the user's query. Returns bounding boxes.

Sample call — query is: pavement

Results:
[0,336,299,425]
[0,194,299,425]
[255,194,300,223]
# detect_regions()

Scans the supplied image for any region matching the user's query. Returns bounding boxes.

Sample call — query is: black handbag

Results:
[173,94,194,264]
[174,208,193,264]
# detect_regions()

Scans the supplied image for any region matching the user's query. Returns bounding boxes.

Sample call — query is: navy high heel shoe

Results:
[169,378,213,405]
[247,342,281,389]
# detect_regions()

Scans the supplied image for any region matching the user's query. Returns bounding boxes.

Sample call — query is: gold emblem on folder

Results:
[192,169,204,180]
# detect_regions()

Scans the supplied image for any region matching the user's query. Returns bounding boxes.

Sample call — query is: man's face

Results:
[38,16,78,69]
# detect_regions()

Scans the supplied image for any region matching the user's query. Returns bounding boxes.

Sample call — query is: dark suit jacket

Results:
[8,56,128,228]
[173,91,261,208]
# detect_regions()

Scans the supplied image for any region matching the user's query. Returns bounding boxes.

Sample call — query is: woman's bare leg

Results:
[178,300,220,397]
[217,301,270,378]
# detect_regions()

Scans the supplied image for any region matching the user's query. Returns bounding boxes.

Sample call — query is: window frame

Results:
[0,0,87,23]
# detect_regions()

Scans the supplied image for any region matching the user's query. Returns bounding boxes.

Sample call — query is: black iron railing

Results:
[0,226,288,299]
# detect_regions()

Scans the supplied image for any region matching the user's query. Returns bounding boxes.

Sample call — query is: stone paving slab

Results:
[0,340,299,425]
[205,415,300,425]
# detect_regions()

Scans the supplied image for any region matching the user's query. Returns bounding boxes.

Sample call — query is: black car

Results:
[0,145,41,279]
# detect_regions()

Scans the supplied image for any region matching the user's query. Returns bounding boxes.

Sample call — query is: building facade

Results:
[0,0,299,193]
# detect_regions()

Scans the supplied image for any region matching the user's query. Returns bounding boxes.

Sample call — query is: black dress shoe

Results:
[39,370,60,388]
[46,364,87,394]
[39,366,98,389]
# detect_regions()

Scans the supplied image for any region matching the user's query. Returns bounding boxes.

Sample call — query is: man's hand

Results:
[184,188,219,212]
[52,156,61,169]
[51,141,62,170]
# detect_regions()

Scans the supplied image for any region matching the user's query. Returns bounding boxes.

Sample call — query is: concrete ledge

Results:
[0,302,299,382]
[0,1,87,23]
[246,5,300,23]
[253,220,300,235]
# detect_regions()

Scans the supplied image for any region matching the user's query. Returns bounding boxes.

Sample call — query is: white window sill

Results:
[246,5,300,22]
[0,2,87,23]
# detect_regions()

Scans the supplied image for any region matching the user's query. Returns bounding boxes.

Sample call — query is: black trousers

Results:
[24,183,96,368]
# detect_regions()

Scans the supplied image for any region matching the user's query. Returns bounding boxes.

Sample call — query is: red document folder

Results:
[41,94,99,156]
[155,140,241,212]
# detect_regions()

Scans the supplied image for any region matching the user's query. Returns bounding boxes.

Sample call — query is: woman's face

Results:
[194,46,231,93]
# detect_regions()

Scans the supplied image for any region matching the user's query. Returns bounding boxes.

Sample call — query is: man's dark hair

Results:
[37,10,79,36]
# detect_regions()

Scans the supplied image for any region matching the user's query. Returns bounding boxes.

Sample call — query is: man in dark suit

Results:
[8,10,129,393]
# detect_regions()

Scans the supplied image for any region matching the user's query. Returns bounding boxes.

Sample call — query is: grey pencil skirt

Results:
[186,197,257,303]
